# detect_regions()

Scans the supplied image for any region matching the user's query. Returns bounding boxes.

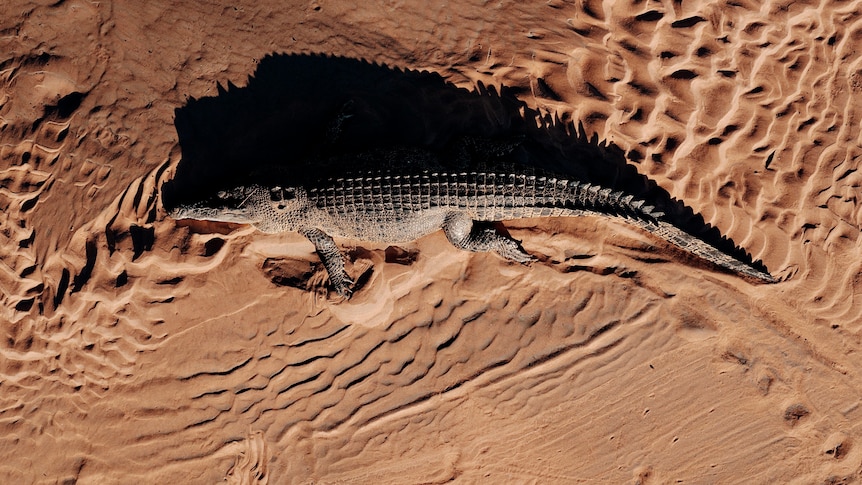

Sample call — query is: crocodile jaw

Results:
[169,203,259,224]
[168,186,264,224]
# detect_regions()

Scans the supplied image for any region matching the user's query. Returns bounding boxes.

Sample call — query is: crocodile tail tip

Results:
[753,269,778,284]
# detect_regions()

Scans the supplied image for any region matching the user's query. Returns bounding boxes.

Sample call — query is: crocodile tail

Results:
[570,182,665,220]
[564,182,774,282]
[627,218,776,283]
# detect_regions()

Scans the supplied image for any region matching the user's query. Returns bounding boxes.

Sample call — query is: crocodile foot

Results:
[300,227,355,298]
[328,270,355,298]
[491,232,536,263]
[443,212,536,263]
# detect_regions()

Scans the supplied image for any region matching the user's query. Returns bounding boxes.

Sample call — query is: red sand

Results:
[2,1,861,483]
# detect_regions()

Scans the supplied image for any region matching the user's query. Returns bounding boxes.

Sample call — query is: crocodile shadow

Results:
[162,52,770,277]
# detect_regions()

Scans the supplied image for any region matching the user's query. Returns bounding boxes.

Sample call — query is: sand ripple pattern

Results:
[446,0,862,332]
[300,0,862,330]
[2,0,862,484]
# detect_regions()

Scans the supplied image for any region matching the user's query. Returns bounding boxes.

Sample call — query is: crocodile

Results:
[168,170,776,296]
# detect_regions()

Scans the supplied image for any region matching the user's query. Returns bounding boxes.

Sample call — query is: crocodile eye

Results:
[270,187,298,211]
[217,191,227,199]
[269,187,297,202]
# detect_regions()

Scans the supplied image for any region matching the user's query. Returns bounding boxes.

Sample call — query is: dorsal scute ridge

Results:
[317,171,659,220]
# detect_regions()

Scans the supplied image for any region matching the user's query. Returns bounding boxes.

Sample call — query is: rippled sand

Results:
[2,0,862,483]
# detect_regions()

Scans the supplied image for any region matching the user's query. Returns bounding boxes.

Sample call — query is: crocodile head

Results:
[168,184,268,224]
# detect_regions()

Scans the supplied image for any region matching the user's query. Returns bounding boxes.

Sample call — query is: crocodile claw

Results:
[496,237,537,264]
[331,274,354,298]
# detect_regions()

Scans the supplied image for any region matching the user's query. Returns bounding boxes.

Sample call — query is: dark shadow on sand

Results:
[162,52,770,276]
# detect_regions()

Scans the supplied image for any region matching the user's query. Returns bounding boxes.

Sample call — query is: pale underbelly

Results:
[314,208,451,243]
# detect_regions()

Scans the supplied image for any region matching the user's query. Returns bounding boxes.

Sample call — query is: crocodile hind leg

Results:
[300,227,354,297]
[442,212,535,263]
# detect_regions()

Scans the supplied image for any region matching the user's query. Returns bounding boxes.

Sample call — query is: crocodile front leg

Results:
[442,212,536,263]
[300,227,354,297]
